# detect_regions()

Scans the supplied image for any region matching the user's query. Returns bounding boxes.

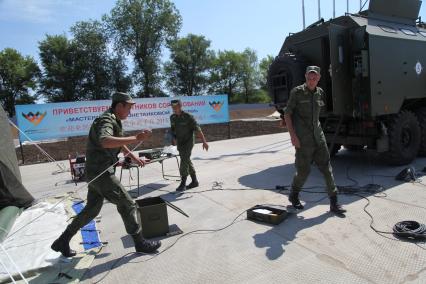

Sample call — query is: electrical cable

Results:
[92,209,248,284]
[393,221,426,239]
[91,174,425,283]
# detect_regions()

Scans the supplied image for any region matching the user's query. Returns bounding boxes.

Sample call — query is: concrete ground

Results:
[20,133,426,284]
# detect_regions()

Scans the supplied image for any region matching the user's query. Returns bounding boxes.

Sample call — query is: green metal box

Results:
[136,197,169,238]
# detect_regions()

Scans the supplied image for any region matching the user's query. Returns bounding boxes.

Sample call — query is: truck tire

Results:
[384,110,421,165]
[414,107,426,156]
[327,143,341,157]
[267,54,306,103]
[344,144,365,151]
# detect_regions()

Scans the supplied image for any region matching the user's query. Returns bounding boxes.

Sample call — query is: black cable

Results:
[393,221,426,239]
[348,192,426,246]
[93,170,425,283]
[92,209,248,284]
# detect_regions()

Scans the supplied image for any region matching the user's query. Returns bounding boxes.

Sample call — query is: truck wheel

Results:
[414,107,426,156]
[327,143,341,157]
[384,110,420,165]
[344,144,365,151]
[267,54,306,102]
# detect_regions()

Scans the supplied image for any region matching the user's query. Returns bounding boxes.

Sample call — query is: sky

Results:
[0,0,425,62]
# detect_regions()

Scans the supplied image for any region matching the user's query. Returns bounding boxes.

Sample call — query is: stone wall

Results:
[16,119,284,165]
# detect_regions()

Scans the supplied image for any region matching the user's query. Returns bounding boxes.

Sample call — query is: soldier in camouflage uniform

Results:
[51,92,161,257]
[283,66,346,214]
[170,99,209,192]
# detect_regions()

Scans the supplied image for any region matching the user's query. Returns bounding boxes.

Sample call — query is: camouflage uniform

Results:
[284,83,337,197]
[170,111,201,178]
[67,109,140,236]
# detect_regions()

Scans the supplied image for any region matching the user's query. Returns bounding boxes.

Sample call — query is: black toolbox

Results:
[246,205,288,225]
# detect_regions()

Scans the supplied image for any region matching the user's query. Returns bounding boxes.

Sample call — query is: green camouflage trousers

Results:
[291,142,337,197]
[67,172,140,236]
[178,146,196,178]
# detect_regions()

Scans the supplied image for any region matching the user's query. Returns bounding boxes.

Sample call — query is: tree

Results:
[38,34,82,102]
[71,21,112,100]
[259,55,274,91]
[71,20,132,99]
[164,34,213,96]
[0,48,40,117]
[39,23,132,102]
[209,50,246,101]
[105,0,182,97]
[240,48,259,103]
[109,54,133,94]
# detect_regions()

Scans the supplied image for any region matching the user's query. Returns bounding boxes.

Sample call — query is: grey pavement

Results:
[20,133,426,284]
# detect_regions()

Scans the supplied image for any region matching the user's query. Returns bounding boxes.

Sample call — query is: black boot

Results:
[289,191,304,210]
[51,228,77,257]
[176,176,187,192]
[131,232,161,253]
[187,174,199,189]
[330,195,346,214]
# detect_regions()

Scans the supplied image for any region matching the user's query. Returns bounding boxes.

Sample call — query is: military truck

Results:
[268,0,426,165]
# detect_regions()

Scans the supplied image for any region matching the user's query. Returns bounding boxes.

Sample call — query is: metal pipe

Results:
[347,0,349,13]
[302,0,306,29]
[318,0,321,20]
[333,0,336,18]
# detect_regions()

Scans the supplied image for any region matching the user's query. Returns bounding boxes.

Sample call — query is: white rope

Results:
[8,118,66,171]
[5,110,148,238]
[6,140,144,239]
[0,243,28,284]
[0,254,16,284]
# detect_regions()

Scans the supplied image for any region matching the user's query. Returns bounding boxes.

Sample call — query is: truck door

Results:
[329,24,352,116]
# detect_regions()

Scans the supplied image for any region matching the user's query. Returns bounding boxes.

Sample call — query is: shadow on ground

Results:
[253,206,332,260]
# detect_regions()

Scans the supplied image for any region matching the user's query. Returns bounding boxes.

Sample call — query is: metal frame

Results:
[119,154,181,198]
[119,164,140,198]
[158,155,181,181]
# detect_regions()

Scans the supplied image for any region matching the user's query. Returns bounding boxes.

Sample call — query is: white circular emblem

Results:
[415,61,423,75]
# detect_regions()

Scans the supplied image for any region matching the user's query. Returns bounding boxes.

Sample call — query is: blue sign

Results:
[15,95,229,142]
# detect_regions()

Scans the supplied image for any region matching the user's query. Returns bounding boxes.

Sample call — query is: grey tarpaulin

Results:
[0,105,34,209]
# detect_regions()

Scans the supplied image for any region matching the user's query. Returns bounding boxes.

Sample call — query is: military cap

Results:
[306,66,321,74]
[171,99,182,106]
[112,92,135,104]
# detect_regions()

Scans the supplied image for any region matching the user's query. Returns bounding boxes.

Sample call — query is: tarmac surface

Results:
[21,133,426,284]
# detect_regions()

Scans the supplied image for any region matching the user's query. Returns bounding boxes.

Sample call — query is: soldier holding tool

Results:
[51,92,161,257]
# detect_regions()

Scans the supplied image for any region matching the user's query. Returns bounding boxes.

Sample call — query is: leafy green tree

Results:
[71,20,132,99]
[71,20,112,100]
[105,0,182,97]
[164,34,213,96]
[259,55,274,91]
[241,48,259,103]
[38,34,82,102]
[39,23,132,102]
[209,50,246,101]
[0,48,40,116]
[109,53,133,94]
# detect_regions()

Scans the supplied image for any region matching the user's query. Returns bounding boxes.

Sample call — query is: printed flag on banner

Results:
[15,95,229,142]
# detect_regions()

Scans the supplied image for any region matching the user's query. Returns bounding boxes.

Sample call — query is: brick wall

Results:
[16,119,284,165]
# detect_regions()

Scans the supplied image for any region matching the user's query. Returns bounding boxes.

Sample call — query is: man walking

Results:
[283,66,346,214]
[170,99,209,192]
[51,92,161,257]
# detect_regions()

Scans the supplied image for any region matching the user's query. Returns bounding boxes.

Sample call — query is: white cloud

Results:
[0,0,74,24]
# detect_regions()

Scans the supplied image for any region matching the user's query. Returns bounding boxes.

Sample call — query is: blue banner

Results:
[15,95,229,142]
